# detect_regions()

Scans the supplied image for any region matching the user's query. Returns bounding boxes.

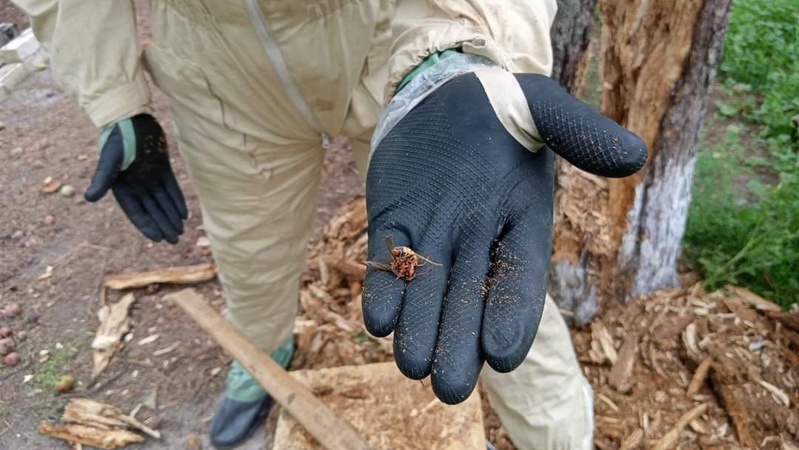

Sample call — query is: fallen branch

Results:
[651,403,708,450]
[103,263,217,290]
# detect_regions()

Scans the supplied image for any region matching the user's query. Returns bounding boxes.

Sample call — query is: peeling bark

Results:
[549,0,733,318]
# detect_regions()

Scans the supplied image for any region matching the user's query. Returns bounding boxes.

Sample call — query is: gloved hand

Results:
[85,114,187,244]
[363,64,647,404]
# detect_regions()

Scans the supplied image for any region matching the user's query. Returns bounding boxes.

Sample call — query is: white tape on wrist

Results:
[473,67,544,153]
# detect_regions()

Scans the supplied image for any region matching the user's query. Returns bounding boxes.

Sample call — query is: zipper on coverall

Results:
[243,0,331,149]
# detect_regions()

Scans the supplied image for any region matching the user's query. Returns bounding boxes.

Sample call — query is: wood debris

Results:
[91,294,136,378]
[608,333,638,393]
[574,287,799,449]
[42,176,62,194]
[590,320,618,364]
[136,334,159,346]
[273,362,485,450]
[39,398,159,449]
[294,197,392,370]
[651,403,709,450]
[686,357,712,397]
[292,197,798,448]
[731,287,781,312]
[103,263,217,290]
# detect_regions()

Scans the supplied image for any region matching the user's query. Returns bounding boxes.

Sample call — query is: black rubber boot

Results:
[210,394,273,449]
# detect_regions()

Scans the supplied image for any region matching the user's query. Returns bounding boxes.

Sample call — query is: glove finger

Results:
[85,128,125,202]
[430,239,491,405]
[112,185,164,242]
[516,73,647,178]
[481,216,549,373]
[362,230,409,337]
[138,193,180,244]
[392,243,450,380]
[162,169,188,220]
[150,181,184,235]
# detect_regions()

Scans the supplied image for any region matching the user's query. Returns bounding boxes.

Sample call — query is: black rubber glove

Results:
[84,114,187,244]
[363,73,647,404]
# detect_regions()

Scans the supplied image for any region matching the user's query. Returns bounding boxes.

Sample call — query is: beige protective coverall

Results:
[17,1,593,448]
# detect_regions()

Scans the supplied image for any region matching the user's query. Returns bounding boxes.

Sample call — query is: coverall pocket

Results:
[143,43,268,182]
[142,43,227,140]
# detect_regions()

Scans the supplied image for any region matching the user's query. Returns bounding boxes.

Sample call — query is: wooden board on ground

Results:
[273,362,485,450]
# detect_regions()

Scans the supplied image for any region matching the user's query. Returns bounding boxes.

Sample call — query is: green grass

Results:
[683,0,799,308]
[30,345,73,393]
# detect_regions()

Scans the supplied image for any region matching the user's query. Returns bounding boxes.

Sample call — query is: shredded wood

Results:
[295,197,799,449]
[575,286,799,449]
[686,356,713,397]
[39,398,157,449]
[651,403,709,450]
[91,294,136,378]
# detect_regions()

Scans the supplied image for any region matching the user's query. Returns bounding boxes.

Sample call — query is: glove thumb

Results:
[515,73,647,178]
[85,125,125,202]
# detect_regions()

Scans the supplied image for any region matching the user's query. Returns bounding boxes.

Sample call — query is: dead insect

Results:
[365,235,441,281]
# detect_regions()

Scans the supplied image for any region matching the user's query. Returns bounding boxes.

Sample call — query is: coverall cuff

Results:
[386,22,514,102]
[84,76,154,128]
[371,52,496,156]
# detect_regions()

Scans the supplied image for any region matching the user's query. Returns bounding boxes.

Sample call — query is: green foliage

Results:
[684,0,799,308]
[720,0,799,138]
[685,132,799,307]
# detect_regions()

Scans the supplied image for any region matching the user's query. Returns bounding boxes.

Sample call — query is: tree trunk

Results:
[548,0,601,323]
[549,0,733,323]
[550,0,598,95]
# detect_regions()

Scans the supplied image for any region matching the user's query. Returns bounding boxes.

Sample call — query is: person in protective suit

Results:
[14,1,646,448]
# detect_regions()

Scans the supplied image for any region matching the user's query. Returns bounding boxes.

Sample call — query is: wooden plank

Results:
[167,289,372,450]
[104,263,217,290]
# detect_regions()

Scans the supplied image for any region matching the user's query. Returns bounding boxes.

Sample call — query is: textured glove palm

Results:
[363,73,646,404]
[84,114,187,244]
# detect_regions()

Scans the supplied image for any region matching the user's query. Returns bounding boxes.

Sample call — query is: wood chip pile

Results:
[575,286,799,449]
[293,197,393,371]
[295,196,799,449]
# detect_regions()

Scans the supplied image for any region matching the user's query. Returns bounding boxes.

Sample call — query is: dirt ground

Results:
[0,2,368,447]
[0,0,28,31]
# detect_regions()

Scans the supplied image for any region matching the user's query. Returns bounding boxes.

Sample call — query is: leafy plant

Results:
[684,0,799,308]
[720,0,799,138]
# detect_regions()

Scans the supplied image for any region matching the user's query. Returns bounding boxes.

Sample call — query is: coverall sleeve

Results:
[389,0,558,98]
[12,0,152,127]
